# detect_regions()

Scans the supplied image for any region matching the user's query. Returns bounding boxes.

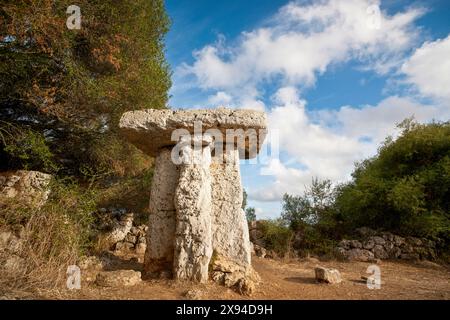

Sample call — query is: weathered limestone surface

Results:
[0,170,52,207]
[211,148,251,266]
[119,108,267,158]
[144,148,179,276]
[173,141,213,283]
[120,108,267,294]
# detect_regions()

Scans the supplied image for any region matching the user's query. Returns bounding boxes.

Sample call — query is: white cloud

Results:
[172,0,449,206]
[179,0,424,95]
[207,91,233,106]
[249,91,450,202]
[401,35,450,101]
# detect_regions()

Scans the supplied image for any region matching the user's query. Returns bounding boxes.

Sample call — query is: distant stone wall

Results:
[336,228,437,262]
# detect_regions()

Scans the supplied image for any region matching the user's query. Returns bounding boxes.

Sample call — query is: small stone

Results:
[211,271,225,284]
[236,278,256,296]
[137,235,146,244]
[114,241,134,251]
[125,233,137,244]
[184,289,204,300]
[338,240,352,250]
[0,171,52,207]
[79,256,104,270]
[381,232,394,242]
[130,227,139,235]
[401,244,414,253]
[254,244,267,258]
[315,267,342,284]
[135,242,146,254]
[393,235,405,246]
[383,241,394,251]
[95,270,141,287]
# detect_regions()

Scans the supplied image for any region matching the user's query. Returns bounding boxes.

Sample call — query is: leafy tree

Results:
[242,189,248,210]
[335,120,450,240]
[245,207,256,222]
[281,178,336,230]
[0,0,171,177]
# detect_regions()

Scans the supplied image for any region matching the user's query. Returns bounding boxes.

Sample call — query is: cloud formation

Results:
[401,35,450,101]
[179,0,424,96]
[174,0,450,205]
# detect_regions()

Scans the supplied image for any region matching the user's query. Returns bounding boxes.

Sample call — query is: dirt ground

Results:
[44,255,450,300]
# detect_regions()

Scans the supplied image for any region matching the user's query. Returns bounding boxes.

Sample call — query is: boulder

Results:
[211,257,260,295]
[315,267,342,284]
[253,244,267,258]
[362,239,375,250]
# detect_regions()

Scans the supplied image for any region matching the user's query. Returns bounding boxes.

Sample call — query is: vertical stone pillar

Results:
[210,147,251,267]
[173,137,213,283]
[143,148,179,277]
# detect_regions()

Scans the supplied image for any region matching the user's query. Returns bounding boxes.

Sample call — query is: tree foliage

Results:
[336,120,450,239]
[280,120,450,256]
[0,0,171,176]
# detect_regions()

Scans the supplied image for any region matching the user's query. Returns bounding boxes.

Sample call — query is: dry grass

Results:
[0,179,96,294]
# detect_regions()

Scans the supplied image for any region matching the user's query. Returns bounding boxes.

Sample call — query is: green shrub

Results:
[336,120,450,240]
[258,219,294,257]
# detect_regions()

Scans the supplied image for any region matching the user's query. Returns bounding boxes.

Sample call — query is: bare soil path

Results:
[56,255,450,300]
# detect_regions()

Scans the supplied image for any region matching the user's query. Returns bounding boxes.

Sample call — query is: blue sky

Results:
[164,0,450,219]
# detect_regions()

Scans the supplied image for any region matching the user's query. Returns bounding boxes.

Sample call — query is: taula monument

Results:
[119,108,267,294]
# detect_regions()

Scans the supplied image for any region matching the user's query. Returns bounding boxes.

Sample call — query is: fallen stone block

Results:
[315,267,342,284]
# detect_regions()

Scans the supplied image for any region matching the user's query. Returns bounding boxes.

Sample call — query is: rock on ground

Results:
[95,270,142,287]
[315,267,342,284]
